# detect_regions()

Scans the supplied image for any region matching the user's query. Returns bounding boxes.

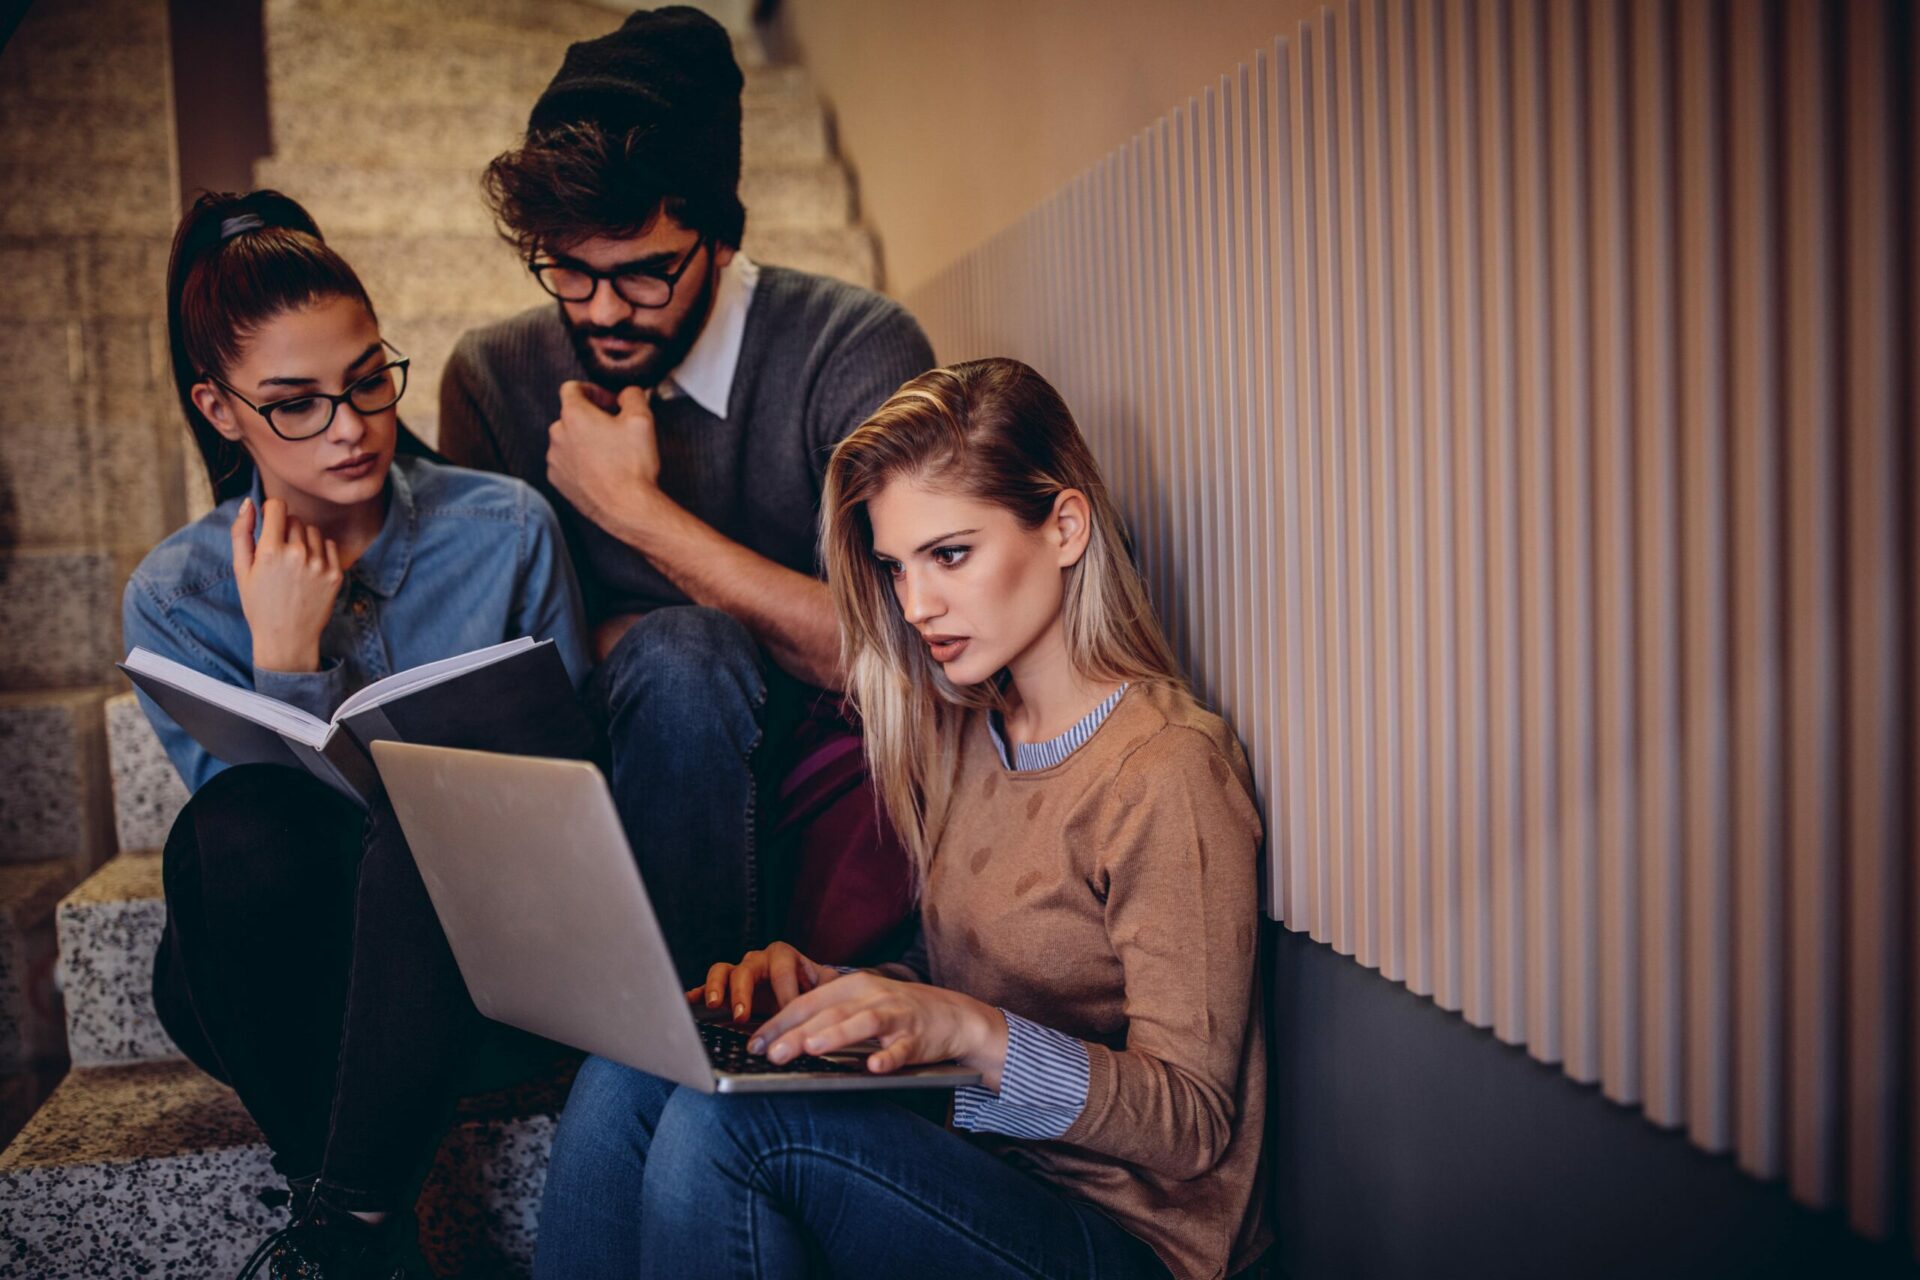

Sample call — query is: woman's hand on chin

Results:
[231,496,343,673]
[748,970,1010,1090]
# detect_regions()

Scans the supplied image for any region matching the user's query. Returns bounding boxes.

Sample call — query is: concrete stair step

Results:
[0,3,169,115]
[0,100,174,168]
[252,156,855,238]
[264,6,795,112]
[0,313,177,553]
[0,549,134,690]
[0,690,115,869]
[0,860,84,1073]
[266,91,830,170]
[0,162,175,238]
[0,236,173,323]
[268,0,760,60]
[56,851,172,1068]
[105,694,188,861]
[0,1056,571,1277]
[274,0,630,44]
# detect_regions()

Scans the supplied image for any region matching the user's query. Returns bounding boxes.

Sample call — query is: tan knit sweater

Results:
[921,681,1268,1280]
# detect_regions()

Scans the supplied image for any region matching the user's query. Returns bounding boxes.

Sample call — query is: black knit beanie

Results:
[528,6,746,242]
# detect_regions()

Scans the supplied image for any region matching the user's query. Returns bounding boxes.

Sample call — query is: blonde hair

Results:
[822,358,1185,883]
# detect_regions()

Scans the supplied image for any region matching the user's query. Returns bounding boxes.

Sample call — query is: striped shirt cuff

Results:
[951,1011,1090,1141]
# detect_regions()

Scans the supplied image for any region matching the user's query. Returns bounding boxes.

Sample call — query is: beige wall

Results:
[777,0,1318,297]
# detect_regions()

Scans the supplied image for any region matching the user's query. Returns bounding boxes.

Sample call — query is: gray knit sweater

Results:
[438,266,935,620]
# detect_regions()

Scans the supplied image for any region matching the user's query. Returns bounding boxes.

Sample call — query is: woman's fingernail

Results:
[769,1043,790,1063]
[733,1003,745,1020]
[747,1038,764,1054]
[706,991,719,1006]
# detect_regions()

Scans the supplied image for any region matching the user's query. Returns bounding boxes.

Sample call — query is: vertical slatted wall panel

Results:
[905,0,1913,1247]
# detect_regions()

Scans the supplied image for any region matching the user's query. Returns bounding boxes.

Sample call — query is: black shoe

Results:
[235,1194,431,1280]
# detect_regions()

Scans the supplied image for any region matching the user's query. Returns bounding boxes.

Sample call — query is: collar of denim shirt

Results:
[246,459,418,599]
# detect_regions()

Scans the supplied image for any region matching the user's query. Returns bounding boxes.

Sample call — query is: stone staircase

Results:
[0,0,885,1271]
[0,0,184,1124]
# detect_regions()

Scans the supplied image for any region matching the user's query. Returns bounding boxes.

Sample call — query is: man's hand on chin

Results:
[546,380,666,541]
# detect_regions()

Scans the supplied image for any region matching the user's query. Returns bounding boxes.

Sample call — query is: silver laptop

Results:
[371,740,978,1094]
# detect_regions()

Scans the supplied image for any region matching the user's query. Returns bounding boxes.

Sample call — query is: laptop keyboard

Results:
[700,1021,869,1076]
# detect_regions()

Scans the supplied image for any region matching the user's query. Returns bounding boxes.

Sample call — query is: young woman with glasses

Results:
[533,359,1269,1280]
[123,189,591,1279]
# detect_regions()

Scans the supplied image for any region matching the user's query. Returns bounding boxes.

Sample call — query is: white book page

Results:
[123,647,333,747]
[330,636,537,723]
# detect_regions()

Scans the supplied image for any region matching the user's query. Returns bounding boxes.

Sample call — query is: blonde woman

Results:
[534,358,1268,1280]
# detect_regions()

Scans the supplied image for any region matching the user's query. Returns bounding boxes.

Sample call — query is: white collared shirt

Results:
[655,253,760,419]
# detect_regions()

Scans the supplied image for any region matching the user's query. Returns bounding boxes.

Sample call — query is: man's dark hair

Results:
[484,6,747,258]
[482,119,744,259]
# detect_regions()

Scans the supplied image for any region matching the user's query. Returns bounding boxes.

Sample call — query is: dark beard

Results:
[561,266,718,391]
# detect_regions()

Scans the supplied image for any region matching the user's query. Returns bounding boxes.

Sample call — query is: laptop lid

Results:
[371,741,721,1093]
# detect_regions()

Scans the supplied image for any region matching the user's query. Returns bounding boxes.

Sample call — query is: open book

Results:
[120,638,595,806]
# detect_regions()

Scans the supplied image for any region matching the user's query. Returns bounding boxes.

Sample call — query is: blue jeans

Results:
[589,606,771,986]
[532,1055,1173,1280]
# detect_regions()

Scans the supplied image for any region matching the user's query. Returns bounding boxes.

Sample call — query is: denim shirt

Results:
[122,456,592,792]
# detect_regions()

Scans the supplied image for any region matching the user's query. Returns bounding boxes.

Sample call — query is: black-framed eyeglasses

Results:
[204,341,410,442]
[528,236,710,309]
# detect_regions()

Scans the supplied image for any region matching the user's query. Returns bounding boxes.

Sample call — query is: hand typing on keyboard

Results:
[690,941,1009,1089]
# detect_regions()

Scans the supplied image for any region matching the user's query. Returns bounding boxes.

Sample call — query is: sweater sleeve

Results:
[1055,727,1264,1180]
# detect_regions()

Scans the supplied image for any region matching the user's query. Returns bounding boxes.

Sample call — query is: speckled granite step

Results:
[105,693,187,858]
[55,851,173,1068]
[0,1057,572,1278]
[251,157,855,238]
[267,89,830,171]
[0,689,115,868]
[0,860,84,1072]
[265,5,788,112]
[0,549,135,691]
[276,0,630,44]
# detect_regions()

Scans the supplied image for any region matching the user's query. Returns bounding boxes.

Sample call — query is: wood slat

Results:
[1476,0,1527,1044]
[1781,0,1843,1210]
[1675,0,1734,1154]
[1725,0,1786,1182]
[1838,0,1903,1239]
[1383,0,1434,997]
[1628,0,1684,1128]
[1511,0,1563,1065]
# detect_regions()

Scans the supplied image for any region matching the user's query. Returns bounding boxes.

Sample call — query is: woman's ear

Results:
[190,381,244,443]
[1051,489,1093,569]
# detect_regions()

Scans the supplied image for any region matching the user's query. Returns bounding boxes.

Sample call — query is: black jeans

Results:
[152,606,781,1211]
[154,763,496,1212]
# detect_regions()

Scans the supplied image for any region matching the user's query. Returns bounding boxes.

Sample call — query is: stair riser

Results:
[56,892,174,1068]
[269,98,830,170]
[0,692,114,867]
[0,913,63,1073]
[105,694,189,859]
[266,15,796,110]
[0,552,132,690]
[251,161,854,238]
[0,1111,552,1277]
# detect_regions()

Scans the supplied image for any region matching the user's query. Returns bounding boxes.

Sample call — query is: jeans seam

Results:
[742,1142,1064,1280]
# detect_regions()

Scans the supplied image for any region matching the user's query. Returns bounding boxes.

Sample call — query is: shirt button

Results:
[351,597,371,618]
